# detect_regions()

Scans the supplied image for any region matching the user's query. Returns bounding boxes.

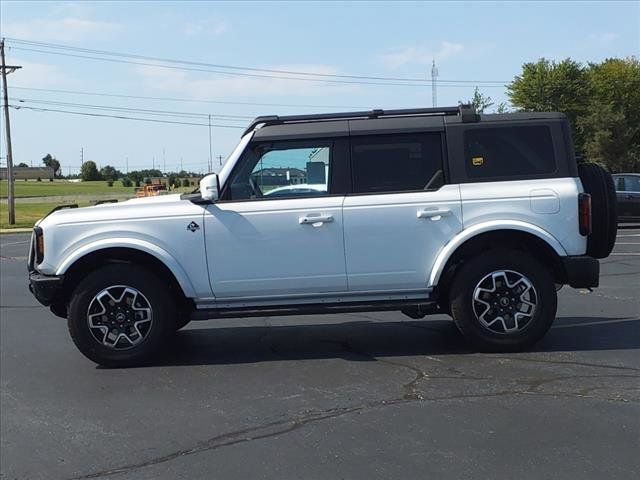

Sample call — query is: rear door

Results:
[342,124,462,293]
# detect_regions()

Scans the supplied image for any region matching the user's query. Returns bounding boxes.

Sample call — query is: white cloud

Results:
[589,32,619,46]
[184,20,228,36]
[3,17,119,42]
[379,41,464,69]
[2,58,68,89]
[135,64,358,98]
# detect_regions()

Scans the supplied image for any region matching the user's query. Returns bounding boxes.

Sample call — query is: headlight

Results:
[34,227,44,263]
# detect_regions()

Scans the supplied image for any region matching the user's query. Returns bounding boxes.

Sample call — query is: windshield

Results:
[218,131,255,188]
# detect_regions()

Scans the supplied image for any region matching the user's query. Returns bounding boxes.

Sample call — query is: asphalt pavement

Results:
[1,230,639,480]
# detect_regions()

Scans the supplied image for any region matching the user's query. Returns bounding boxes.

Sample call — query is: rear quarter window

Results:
[464,125,556,179]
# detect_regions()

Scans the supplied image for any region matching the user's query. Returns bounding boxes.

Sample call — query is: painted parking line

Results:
[0,240,29,247]
[553,318,639,329]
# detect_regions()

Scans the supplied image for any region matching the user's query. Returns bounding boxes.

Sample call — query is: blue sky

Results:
[1,1,638,175]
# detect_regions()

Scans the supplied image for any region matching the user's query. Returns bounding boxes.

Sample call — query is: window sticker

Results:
[472,156,484,166]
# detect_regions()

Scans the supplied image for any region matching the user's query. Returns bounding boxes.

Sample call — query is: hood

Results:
[37,193,192,229]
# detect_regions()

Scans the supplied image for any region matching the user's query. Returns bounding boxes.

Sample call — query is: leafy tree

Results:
[579,57,640,172]
[99,165,122,181]
[495,102,510,113]
[42,153,61,178]
[121,177,133,187]
[168,173,177,188]
[462,87,494,113]
[181,178,190,188]
[127,169,162,183]
[507,58,591,152]
[80,161,101,181]
[17,162,29,167]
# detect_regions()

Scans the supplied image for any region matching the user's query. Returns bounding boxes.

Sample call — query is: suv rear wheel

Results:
[449,250,557,352]
[67,264,175,367]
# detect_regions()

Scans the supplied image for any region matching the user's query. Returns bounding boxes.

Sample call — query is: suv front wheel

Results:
[67,264,176,367]
[449,250,557,352]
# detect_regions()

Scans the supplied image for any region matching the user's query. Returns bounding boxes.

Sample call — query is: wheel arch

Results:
[53,242,195,318]
[429,222,568,299]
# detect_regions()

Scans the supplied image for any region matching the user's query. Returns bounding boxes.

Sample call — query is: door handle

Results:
[299,214,334,225]
[417,208,452,220]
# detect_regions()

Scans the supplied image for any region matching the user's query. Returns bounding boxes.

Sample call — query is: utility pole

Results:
[162,147,166,174]
[208,114,213,172]
[217,154,223,166]
[431,60,438,108]
[80,147,84,166]
[125,156,128,174]
[1,38,22,225]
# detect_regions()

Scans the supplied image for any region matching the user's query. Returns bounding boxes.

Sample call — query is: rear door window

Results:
[350,133,444,194]
[624,176,640,192]
[464,126,556,179]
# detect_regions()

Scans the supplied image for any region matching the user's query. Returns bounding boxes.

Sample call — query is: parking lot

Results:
[1,230,638,480]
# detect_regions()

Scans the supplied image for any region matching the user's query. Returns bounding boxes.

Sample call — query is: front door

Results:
[342,131,462,292]
[204,139,348,299]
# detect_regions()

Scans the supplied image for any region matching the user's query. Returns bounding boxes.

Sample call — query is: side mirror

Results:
[200,174,220,201]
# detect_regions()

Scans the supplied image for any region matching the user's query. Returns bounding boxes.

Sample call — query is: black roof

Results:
[245,105,567,140]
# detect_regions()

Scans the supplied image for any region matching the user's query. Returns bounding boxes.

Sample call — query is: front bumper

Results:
[29,271,64,306]
[562,256,599,289]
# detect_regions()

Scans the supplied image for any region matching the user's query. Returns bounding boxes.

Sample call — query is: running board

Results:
[190,299,441,321]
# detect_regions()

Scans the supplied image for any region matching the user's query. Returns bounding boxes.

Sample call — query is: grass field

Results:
[0,180,136,198]
[0,202,92,229]
[0,180,197,229]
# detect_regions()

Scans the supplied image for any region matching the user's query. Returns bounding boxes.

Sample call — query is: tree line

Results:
[24,154,202,187]
[78,161,201,188]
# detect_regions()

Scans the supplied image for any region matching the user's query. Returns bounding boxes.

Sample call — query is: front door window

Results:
[228,142,331,200]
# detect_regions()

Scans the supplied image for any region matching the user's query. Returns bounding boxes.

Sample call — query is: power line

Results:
[10,86,367,109]
[10,46,460,87]
[9,104,245,128]
[10,97,252,120]
[5,37,510,85]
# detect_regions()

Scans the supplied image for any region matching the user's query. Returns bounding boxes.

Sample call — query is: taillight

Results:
[578,193,592,236]
[34,227,44,263]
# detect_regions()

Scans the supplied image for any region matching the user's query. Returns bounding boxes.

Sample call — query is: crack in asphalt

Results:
[60,332,640,479]
[67,382,637,480]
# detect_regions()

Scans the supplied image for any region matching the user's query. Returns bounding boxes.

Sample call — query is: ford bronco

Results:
[28,105,617,366]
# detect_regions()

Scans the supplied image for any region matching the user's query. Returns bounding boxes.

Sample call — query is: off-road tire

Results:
[578,162,617,258]
[68,264,176,367]
[449,250,557,352]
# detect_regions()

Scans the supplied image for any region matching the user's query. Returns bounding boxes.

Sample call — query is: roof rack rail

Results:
[243,104,478,135]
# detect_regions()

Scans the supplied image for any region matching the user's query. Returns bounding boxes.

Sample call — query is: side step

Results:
[191,299,441,321]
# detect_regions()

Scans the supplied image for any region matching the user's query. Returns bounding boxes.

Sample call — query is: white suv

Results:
[28,106,617,366]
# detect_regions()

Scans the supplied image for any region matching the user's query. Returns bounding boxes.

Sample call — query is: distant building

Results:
[252,167,306,187]
[0,166,54,180]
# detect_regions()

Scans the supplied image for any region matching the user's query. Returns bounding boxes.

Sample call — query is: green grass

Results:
[0,186,196,229]
[0,180,136,198]
[0,202,91,229]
